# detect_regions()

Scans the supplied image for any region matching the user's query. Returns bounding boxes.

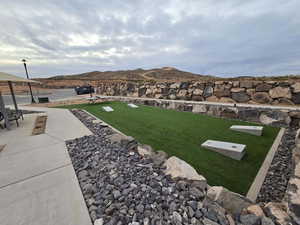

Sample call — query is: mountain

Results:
[46,67,214,82]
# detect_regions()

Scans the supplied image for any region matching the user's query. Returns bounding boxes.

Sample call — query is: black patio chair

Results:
[5,109,22,127]
[0,111,4,129]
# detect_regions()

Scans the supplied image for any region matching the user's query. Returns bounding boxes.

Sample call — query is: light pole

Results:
[22,59,36,104]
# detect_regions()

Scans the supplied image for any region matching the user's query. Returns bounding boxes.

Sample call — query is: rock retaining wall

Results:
[101,96,300,128]
[96,80,300,105]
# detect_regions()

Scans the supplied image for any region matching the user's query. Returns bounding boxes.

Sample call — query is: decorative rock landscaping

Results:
[96,80,300,106]
[66,109,300,225]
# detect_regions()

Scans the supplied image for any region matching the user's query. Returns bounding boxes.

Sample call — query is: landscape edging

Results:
[246,128,286,202]
[284,128,300,224]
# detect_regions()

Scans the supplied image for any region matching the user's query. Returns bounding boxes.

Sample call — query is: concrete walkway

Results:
[0,107,93,225]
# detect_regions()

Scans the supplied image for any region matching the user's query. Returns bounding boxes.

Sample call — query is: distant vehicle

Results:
[75,85,95,95]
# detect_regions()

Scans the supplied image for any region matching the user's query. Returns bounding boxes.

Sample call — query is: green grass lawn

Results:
[58,101,279,194]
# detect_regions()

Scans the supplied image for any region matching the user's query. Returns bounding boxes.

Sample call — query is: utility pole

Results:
[22,59,36,104]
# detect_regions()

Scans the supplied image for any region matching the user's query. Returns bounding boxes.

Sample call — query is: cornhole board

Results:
[201,140,246,160]
[128,103,138,108]
[102,106,114,112]
[230,125,263,136]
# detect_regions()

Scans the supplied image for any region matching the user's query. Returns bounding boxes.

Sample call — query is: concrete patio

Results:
[0,106,93,225]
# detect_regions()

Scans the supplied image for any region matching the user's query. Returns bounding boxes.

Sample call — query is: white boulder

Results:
[164,156,207,186]
[207,186,252,215]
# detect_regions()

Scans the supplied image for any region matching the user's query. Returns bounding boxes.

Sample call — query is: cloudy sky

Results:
[1,0,300,78]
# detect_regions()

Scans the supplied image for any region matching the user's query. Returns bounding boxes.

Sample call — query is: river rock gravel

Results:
[67,109,233,225]
[256,128,296,203]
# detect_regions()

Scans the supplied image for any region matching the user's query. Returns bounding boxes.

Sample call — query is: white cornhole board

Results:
[86,97,96,100]
[230,125,263,136]
[102,106,114,112]
[128,103,138,108]
[201,140,246,160]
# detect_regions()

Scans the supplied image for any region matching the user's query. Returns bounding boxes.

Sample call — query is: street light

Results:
[22,59,36,104]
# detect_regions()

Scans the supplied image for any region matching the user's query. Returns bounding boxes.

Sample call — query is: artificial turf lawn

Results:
[58,101,280,194]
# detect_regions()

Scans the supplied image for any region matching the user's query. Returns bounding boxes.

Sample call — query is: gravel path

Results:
[256,128,296,203]
[67,110,230,225]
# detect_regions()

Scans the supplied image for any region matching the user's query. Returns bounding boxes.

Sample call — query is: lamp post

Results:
[22,59,36,104]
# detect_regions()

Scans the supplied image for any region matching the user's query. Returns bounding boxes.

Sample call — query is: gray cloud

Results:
[0,0,300,78]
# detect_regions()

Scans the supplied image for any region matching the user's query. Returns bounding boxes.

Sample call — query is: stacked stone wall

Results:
[96,80,300,105]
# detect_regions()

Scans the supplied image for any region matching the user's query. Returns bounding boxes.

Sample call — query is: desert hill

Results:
[46,67,214,82]
[34,67,300,89]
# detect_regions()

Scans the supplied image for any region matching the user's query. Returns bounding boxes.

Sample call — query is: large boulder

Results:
[292,83,300,93]
[206,186,252,215]
[192,95,204,101]
[242,205,265,217]
[214,85,231,97]
[220,107,238,118]
[276,98,295,106]
[296,129,300,148]
[161,87,170,95]
[137,144,154,157]
[193,88,203,96]
[256,83,273,92]
[240,81,253,88]
[264,202,291,225]
[164,156,207,187]
[127,83,136,92]
[108,133,137,150]
[232,92,250,103]
[138,87,147,97]
[231,88,245,93]
[169,94,177,100]
[239,214,260,225]
[203,86,214,98]
[180,82,190,89]
[154,93,163,99]
[269,87,291,99]
[259,111,291,126]
[94,218,104,225]
[206,96,219,102]
[152,150,168,167]
[192,104,207,113]
[232,81,240,87]
[285,177,300,224]
[292,93,300,104]
[252,92,272,104]
[289,111,300,119]
[177,89,188,99]
[170,82,180,89]
[246,88,256,96]
[219,97,236,103]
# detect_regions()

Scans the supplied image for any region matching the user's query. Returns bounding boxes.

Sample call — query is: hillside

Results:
[35,67,300,89]
[46,67,214,82]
